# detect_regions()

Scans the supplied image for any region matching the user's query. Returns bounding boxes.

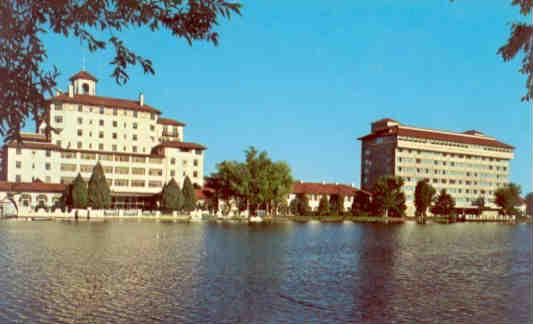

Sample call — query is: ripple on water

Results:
[0,221,531,323]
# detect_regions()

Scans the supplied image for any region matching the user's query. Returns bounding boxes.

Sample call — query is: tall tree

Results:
[431,189,456,217]
[70,173,88,209]
[371,176,406,218]
[182,176,197,213]
[0,0,241,141]
[87,162,111,209]
[525,192,533,216]
[295,193,310,216]
[317,195,330,216]
[494,183,522,216]
[329,194,345,216]
[414,179,436,222]
[161,179,183,212]
[351,191,371,216]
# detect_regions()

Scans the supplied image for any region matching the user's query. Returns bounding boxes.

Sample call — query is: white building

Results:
[359,118,515,215]
[0,70,206,210]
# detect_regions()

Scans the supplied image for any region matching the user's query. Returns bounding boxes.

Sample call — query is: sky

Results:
[35,0,531,193]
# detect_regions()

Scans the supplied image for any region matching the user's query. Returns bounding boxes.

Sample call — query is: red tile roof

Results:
[153,141,206,151]
[292,182,368,196]
[0,181,66,193]
[51,94,161,114]
[69,70,98,82]
[359,125,514,149]
[158,118,186,127]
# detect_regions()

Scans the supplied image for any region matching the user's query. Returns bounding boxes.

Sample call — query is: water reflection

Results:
[0,221,530,323]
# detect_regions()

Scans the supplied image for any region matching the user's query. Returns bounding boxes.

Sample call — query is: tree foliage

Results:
[317,195,330,216]
[161,179,183,212]
[414,179,436,218]
[371,176,406,217]
[87,162,111,209]
[526,192,533,216]
[182,176,196,213]
[494,183,522,216]
[351,191,371,216]
[295,193,310,216]
[70,173,88,209]
[208,146,293,216]
[431,189,456,217]
[329,194,344,216]
[0,0,241,140]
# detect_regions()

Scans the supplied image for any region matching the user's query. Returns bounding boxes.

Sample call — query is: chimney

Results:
[68,85,74,97]
[139,92,144,106]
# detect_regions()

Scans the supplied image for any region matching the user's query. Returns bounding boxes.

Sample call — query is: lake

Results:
[0,221,531,323]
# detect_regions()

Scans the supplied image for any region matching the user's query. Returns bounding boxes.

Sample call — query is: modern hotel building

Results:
[0,70,206,210]
[359,118,515,215]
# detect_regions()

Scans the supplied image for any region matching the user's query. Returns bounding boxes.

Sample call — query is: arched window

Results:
[82,83,90,94]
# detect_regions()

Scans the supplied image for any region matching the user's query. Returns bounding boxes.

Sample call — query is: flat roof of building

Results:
[50,94,161,114]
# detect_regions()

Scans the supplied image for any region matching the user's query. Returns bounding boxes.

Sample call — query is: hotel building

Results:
[359,118,515,215]
[0,70,206,210]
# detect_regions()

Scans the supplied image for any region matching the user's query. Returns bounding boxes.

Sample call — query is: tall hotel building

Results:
[0,71,205,209]
[359,118,514,214]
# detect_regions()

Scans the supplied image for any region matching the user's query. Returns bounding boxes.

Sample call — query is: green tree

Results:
[414,179,436,222]
[0,1,241,140]
[70,173,88,209]
[526,192,533,216]
[329,194,344,216]
[289,198,299,216]
[317,195,330,216]
[295,193,310,216]
[371,176,406,218]
[182,176,197,213]
[494,183,522,216]
[351,191,371,216]
[87,162,111,209]
[161,179,183,212]
[431,189,456,217]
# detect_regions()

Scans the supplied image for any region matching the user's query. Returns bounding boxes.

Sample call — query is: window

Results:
[99,143,104,150]
[99,131,104,139]
[77,117,83,125]
[55,103,63,110]
[149,158,162,164]
[81,153,96,160]
[149,168,163,176]
[77,129,83,136]
[112,145,117,152]
[170,170,175,177]
[150,114,155,120]
[131,180,145,187]
[99,119,104,126]
[56,140,62,147]
[193,171,198,178]
[115,155,129,162]
[171,158,176,165]
[115,167,129,175]
[132,168,145,175]
[112,133,117,139]
[193,159,198,167]
[61,152,76,159]
[16,148,21,155]
[78,105,83,112]
[133,122,138,129]
[150,125,155,131]
[55,116,63,123]
[60,164,77,171]
[100,154,113,161]
[103,166,113,174]
[132,146,137,153]
[45,150,51,157]
[114,179,129,187]
[133,157,146,163]
[132,134,138,141]
[80,165,93,173]
[77,142,82,149]
[45,163,51,170]
[15,175,21,183]
[16,161,21,168]
[82,83,90,94]
[113,121,117,127]
[133,111,138,118]
[113,108,117,116]
[149,181,162,188]
[99,107,104,114]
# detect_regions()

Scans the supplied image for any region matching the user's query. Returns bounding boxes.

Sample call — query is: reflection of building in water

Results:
[0,70,206,210]
[359,118,515,215]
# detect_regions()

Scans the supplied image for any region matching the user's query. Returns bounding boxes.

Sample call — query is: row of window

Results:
[397,147,510,161]
[397,167,507,178]
[55,103,156,120]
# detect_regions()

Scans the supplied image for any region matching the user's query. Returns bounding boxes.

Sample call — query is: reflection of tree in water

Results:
[350,224,402,323]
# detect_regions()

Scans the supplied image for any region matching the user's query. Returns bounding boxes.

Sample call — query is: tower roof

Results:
[69,70,98,82]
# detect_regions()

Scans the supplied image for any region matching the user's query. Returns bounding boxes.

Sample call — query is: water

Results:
[0,221,531,324]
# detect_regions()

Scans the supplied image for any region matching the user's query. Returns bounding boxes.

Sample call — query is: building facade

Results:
[288,181,369,213]
[359,118,514,215]
[0,70,206,210]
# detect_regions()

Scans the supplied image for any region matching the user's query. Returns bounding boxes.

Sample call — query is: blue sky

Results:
[37,1,531,193]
